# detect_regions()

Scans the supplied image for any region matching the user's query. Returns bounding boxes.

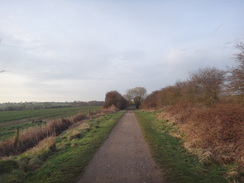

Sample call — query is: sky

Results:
[0,0,243,102]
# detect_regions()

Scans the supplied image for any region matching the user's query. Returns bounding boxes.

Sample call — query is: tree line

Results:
[103,42,243,110]
[142,42,244,108]
[0,101,104,111]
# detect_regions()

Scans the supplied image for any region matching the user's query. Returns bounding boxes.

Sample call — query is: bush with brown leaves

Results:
[161,103,244,166]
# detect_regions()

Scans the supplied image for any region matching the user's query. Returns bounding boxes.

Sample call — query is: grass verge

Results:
[135,110,228,183]
[0,110,125,183]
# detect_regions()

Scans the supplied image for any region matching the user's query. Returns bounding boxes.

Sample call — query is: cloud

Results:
[0,0,243,102]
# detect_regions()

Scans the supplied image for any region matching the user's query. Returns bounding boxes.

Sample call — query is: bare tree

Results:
[227,42,244,95]
[188,67,226,104]
[125,87,147,109]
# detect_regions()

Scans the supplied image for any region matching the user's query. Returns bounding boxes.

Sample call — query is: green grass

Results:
[0,110,125,183]
[135,110,227,183]
[0,106,100,141]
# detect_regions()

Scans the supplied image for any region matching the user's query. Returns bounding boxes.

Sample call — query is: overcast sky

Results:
[0,0,243,102]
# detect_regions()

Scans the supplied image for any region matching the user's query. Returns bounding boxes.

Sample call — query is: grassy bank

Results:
[135,110,228,183]
[0,110,125,183]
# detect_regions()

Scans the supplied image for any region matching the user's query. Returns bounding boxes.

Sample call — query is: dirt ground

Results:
[76,111,164,183]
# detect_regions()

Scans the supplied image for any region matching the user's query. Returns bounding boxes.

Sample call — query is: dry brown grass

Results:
[24,136,56,155]
[160,103,244,168]
[101,105,119,113]
[72,112,87,122]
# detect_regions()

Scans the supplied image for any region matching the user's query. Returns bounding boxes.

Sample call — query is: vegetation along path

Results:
[77,110,164,183]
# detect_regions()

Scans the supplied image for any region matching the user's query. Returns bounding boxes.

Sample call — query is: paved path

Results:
[76,111,164,183]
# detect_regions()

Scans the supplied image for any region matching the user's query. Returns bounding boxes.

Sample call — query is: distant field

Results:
[0,106,100,123]
[0,106,100,141]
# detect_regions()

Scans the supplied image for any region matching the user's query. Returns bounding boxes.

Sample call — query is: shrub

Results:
[141,90,160,109]
[103,91,127,110]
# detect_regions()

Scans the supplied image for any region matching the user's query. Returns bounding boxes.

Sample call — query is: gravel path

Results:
[76,110,164,183]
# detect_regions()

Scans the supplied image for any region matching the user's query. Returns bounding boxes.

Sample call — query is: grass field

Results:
[0,106,100,123]
[135,110,228,183]
[0,110,125,183]
[0,106,100,141]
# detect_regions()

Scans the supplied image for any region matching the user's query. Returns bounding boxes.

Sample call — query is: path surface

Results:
[76,111,164,183]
